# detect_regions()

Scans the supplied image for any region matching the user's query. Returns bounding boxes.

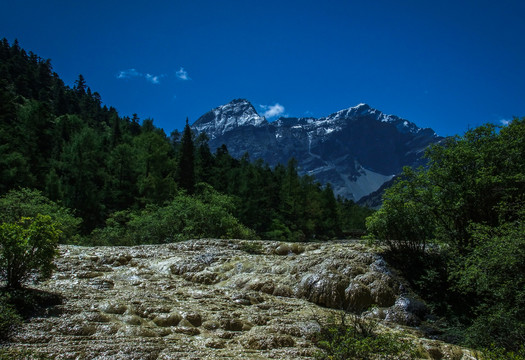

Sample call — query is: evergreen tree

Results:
[318,183,340,238]
[134,130,176,204]
[129,113,141,136]
[110,113,122,147]
[59,127,106,231]
[195,132,214,184]
[73,74,86,95]
[177,118,195,194]
[104,143,139,211]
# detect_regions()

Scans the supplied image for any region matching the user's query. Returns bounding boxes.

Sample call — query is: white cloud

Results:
[145,73,164,84]
[176,67,191,80]
[260,103,285,119]
[117,69,164,84]
[116,68,142,79]
[499,118,511,126]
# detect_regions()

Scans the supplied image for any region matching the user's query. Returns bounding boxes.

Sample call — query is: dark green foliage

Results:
[240,241,264,254]
[318,184,340,237]
[194,132,214,184]
[366,119,525,351]
[104,143,139,211]
[0,188,81,242]
[337,198,374,237]
[0,287,61,343]
[177,119,195,194]
[0,293,22,340]
[366,167,435,254]
[455,218,525,350]
[1,287,62,320]
[0,214,60,289]
[59,127,106,230]
[315,314,418,359]
[90,184,255,245]
[133,129,176,205]
[474,346,525,360]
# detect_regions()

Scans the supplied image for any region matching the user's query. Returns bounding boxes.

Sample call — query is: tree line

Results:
[0,38,371,243]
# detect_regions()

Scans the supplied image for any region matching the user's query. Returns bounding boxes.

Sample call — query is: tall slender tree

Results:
[177,118,195,194]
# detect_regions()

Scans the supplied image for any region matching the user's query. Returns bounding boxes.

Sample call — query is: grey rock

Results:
[192,100,442,201]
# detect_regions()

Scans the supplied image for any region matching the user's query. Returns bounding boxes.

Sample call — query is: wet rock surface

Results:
[5,239,471,359]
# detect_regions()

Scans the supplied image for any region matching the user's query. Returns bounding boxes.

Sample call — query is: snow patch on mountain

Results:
[347,163,395,201]
[193,99,267,138]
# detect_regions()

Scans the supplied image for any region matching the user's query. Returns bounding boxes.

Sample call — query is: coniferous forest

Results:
[0,38,371,244]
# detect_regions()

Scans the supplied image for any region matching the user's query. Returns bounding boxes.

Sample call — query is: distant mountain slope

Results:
[193,99,441,201]
[356,176,398,209]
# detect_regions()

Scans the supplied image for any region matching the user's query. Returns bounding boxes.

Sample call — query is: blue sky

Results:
[2,0,524,136]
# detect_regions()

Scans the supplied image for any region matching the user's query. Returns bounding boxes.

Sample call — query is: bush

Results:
[365,168,435,255]
[0,188,81,243]
[0,293,21,340]
[453,218,525,351]
[474,345,525,360]
[90,186,256,245]
[240,241,264,254]
[315,313,418,360]
[0,215,60,289]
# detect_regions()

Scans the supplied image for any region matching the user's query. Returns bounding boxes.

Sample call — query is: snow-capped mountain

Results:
[192,99,441,201]
[192,99,267,137]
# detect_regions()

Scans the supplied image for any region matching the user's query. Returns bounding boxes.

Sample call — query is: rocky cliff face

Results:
[192,99,268,137]
[8,239,471,359]
[192,100,441,201]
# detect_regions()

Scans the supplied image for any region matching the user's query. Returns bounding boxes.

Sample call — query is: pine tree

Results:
[177,118,195,194]
[74,74,86,95]
[129,113,141,136]
[195,132,214,184]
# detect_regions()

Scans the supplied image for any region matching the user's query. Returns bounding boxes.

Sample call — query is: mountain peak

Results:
[191,99,441,201]
[325,103,436,136]
[229,98,252,105]
[192,99,267,138]
[324,103,375,122]
[353,103,371,110]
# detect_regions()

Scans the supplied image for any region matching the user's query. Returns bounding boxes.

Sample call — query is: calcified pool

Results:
[5,239,472,359]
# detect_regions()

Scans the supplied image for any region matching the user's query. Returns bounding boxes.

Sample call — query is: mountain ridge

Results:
[192,99,441,201]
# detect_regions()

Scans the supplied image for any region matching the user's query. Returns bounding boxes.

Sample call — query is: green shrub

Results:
[263,219,293,241]
[240,241,264,254]
[90,186,256,245]
[0,188,81,243]
[365,168,435,255]
[0,215,60,289]
[0,293,21,339]
[474,345,525,360]
[453,218,525,351]
[315,313,418,360]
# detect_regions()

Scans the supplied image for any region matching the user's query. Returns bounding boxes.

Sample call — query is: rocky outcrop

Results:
[6,239,471,359]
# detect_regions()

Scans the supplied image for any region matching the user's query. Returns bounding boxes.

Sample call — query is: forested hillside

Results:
[0,38,371,243]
